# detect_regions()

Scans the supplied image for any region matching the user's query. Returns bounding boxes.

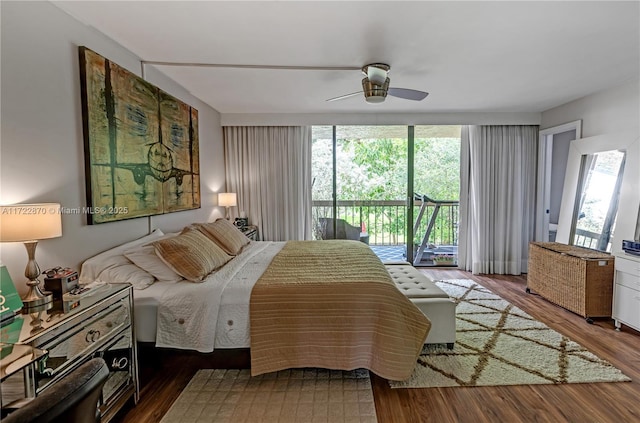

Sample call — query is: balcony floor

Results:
[370,245,406,262]
[370,244,459,267]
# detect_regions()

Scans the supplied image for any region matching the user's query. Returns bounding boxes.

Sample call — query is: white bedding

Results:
[212,242,284,348]
[133,241,284,351]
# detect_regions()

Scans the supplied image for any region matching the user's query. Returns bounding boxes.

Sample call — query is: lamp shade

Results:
[218,193,237,208]
[0,203,62,242]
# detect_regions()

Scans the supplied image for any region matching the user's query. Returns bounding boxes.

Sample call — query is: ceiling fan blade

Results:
[388,88,429,101]
[326,91,363,102]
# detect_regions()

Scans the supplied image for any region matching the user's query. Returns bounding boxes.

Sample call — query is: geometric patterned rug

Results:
[390,279,631,388]
[160,368,378,423]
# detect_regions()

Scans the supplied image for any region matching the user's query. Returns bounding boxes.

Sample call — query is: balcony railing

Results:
[312,199,459,247]
[573,228,611,252]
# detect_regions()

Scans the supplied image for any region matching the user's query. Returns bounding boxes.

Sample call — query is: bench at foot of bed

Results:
[385,263,457,349]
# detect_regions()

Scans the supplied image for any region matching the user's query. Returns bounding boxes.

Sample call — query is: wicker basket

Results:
[527,242,614,319]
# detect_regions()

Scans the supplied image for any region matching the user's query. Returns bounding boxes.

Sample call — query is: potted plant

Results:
[433,254,456,266]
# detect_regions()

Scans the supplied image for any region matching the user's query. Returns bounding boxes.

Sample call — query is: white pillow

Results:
[80,229,165,283]
[97,263,155,290]
[124,245,183,283]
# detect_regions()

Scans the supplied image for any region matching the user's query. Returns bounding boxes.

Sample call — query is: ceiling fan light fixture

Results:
[363,63,391,85]
[362,77,389,104]
[365,95,386,104]
[327,63,428,104]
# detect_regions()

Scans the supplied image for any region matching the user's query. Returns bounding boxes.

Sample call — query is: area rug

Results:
[391,279,631,388]
[160,368,378,423]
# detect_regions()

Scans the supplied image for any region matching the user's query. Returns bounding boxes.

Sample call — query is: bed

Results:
[79,221,431,381]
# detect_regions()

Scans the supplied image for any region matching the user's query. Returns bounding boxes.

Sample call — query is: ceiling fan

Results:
[326,63,429,104]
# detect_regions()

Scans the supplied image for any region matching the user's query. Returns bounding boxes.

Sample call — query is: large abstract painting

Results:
[79,46,200,224]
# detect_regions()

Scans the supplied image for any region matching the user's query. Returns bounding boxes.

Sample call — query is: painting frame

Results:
[78,46,200,225]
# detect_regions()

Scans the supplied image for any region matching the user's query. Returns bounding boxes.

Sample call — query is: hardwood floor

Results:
[112,269,640,423]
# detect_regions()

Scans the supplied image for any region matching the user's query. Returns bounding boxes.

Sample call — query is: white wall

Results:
[0,1,225,292]
[541,78,640,252]
[541,78,640,137]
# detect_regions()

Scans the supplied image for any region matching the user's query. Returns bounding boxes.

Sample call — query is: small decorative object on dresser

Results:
[527,242,614,323]
[0,266,23,326]
[622,239,640,256]
[42,267,79,301]
[613,252,640,332]
[234,217,249,228]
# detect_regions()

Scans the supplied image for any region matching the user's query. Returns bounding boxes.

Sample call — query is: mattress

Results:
[132,282,170,343]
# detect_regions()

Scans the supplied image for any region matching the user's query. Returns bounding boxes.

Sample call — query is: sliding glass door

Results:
[311,126,335,240]
[312,125,461,267]
[411,126,461,266]
[312,126,408,260]
[336,126,408,260]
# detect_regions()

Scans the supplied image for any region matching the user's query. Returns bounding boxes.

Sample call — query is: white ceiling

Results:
[53,1,639,115]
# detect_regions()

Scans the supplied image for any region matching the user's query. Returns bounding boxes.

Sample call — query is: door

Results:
[412,126,461,266]
[537,121,582,242]
[312,125,409,262]
[312,125,461,266]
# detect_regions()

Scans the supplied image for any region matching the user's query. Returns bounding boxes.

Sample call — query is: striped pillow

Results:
[196,219,250,256]
[153,229,232,282]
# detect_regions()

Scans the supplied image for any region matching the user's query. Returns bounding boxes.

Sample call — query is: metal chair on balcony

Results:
[318,218,369,244]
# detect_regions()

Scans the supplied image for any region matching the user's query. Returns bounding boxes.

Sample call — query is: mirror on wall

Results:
[570,150,626,251]
[556,133,639,254]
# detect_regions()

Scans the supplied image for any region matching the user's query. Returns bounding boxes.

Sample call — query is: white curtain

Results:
[223,126,313,241]
[458,125,539,275]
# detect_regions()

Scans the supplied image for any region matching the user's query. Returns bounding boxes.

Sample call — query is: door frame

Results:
[536,120,582,241]
[406,126,415,263]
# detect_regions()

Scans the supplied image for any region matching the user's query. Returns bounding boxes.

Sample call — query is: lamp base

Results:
[20,240,53,310]
[21,285,53,310]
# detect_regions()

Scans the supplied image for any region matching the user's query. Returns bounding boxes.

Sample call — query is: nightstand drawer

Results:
[240,225,258,241]
[616,255,640,276]
[613,283,640,326]
[616,269,640,291]
[97,330,134,410]
[35,299,130,387]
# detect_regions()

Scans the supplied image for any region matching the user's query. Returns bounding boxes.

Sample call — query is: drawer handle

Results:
[111,357,128,370]
[85,330,101,343]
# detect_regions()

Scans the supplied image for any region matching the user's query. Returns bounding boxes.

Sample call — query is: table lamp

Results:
[0,203,62,308]
[218,193,237,220]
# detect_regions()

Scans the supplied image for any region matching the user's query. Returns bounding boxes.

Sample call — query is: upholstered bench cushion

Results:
[386,265,449,299]
[385,263,456,348]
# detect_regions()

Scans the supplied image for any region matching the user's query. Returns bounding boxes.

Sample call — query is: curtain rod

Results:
[140,61,361,71]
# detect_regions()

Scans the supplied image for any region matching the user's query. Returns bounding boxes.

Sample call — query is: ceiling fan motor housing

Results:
[362,77,390,104]
[326,62,427,103]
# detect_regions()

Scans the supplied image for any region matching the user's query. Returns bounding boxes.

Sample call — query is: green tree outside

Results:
[312,126,461,245]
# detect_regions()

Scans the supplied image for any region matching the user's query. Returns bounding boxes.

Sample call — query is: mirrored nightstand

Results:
[240,225,259,241]
[1,284,137,422]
